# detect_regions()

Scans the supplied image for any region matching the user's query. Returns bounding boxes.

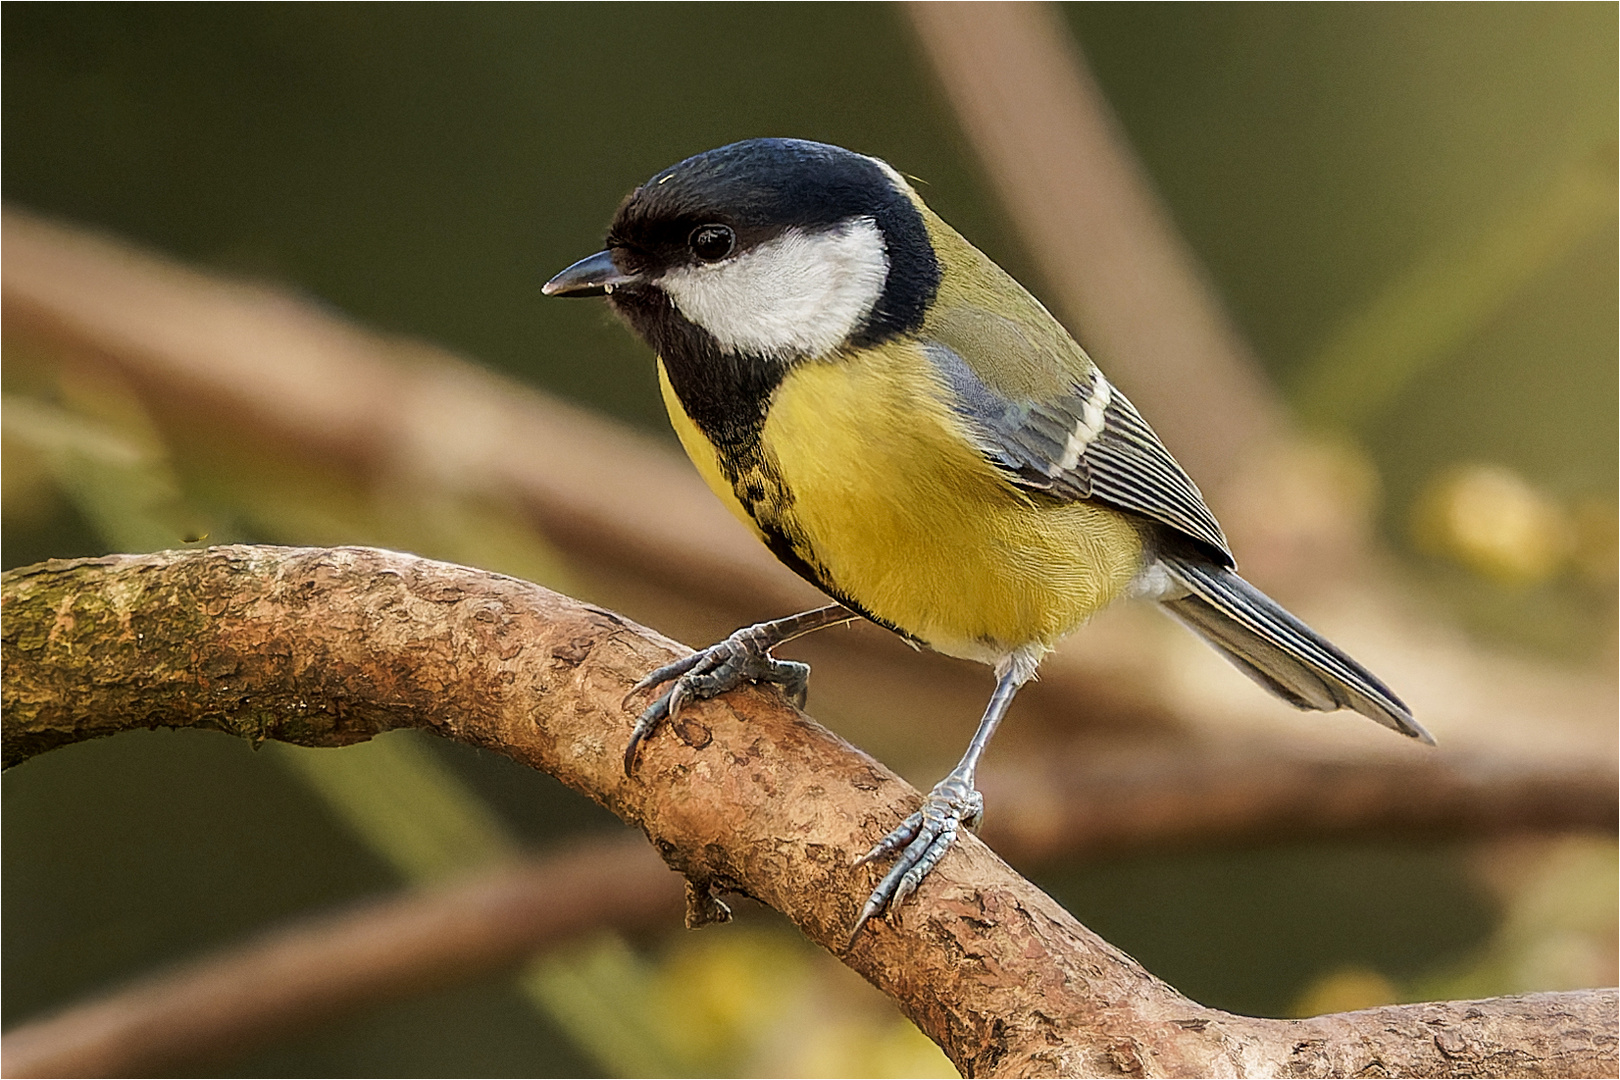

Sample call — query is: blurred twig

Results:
[0,837,680,1080]
[2,548,1613,1079]
[2,207,1613,859]
[902,1,1282,488]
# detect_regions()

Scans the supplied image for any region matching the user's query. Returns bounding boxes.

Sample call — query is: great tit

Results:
[545,137,1430,937]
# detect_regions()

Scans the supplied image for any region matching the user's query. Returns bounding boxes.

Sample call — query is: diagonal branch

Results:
[4,547,1612,1078]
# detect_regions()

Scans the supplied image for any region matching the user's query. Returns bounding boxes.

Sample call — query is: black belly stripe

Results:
[614,287,786,453]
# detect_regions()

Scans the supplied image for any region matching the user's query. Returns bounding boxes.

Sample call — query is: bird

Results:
[544,137,1431,939]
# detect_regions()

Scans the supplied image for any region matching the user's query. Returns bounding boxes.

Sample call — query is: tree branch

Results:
[4,548,1612,1078]
[0,837,680,1080]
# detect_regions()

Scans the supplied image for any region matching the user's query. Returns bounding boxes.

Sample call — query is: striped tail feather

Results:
[1157,555,1433,744]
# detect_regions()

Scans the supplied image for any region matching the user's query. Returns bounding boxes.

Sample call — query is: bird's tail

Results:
[1157,555,1432,744]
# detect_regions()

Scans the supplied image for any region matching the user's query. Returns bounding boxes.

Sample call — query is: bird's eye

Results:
[689,224,735,263]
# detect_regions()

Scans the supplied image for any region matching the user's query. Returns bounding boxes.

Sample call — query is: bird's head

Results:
[544,139,941,362]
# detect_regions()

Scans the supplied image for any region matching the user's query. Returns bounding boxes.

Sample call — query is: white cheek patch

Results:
[658,217,889,359]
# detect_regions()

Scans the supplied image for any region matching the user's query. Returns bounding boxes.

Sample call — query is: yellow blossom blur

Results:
[1412,463,1574,585]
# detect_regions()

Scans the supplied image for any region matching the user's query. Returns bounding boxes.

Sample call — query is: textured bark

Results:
[4,548,1613,1078]
[0,838,679,1079]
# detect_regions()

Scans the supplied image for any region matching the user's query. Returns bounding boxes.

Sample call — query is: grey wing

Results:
[925,340,1234,566]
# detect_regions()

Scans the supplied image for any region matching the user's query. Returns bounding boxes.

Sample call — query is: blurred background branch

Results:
[0,838,681,1079]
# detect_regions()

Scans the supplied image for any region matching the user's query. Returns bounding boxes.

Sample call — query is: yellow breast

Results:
[660,349,1143,664]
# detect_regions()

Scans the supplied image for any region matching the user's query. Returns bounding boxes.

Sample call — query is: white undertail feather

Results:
[658,217,889,360]
[994,642,1047,687]
[1127,559,1183,602]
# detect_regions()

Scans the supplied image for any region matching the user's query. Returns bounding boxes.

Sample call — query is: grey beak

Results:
[542,250,641,296]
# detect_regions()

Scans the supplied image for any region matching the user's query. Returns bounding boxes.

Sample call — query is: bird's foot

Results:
[621,624,811,775]
[849,770,983,941]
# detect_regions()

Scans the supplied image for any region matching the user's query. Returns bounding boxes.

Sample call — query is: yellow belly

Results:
[658,351,1143,663]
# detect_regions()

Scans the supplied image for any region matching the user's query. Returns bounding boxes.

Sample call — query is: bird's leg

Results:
[623,604,856,774]
[849,655,1034,941]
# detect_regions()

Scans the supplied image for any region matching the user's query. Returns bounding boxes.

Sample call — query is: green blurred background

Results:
[3,4,1615,1076]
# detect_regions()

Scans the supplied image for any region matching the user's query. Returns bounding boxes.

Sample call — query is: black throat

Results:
[613,289,785,455]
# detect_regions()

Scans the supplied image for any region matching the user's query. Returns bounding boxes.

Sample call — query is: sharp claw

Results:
[622,674,667,710]
[624,691,673,777]
[846,897,883,946]
[853,838,892,869]
[624,713,658,776]
[891,861,929,910]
